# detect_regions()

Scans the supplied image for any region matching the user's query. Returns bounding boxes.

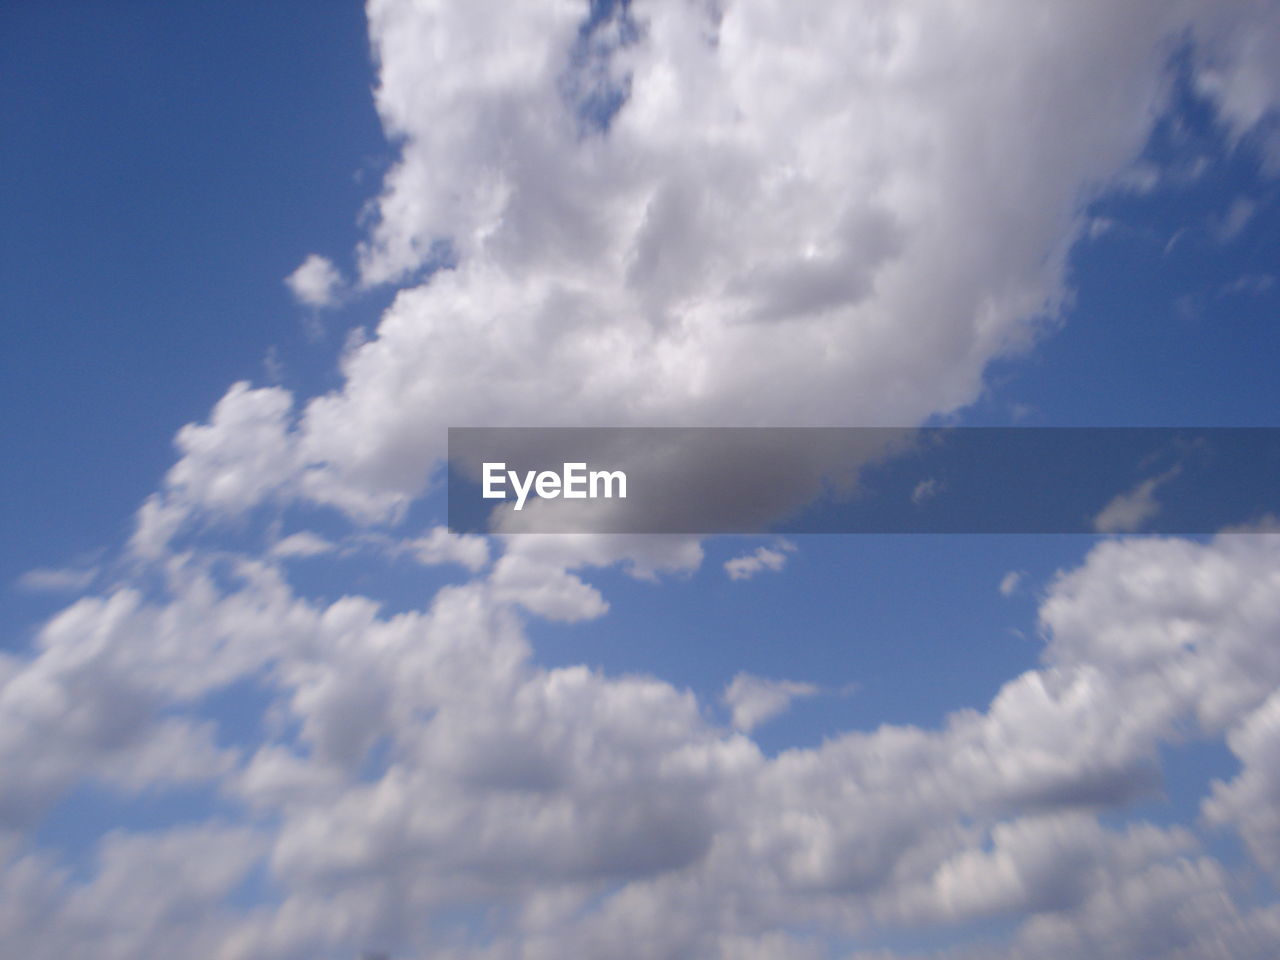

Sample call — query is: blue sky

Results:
[1,0,382,592]
[4,2,1280,959]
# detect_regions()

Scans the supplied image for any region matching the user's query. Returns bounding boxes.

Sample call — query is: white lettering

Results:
[590,469,627,500]
[535,470,561,499]
[482,462,506,499]
[563,462,587,498]
[479,463,627,510]
[510,469,537,511]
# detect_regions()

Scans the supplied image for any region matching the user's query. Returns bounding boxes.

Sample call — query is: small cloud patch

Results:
[725,542,795,581]
[285,254,344,308]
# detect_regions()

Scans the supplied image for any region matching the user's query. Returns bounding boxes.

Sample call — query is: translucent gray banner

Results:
[447,428,1280,535]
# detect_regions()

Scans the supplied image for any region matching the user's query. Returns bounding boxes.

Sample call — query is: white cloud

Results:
[91,0,1278,542]
[0,825,266,960]
[284,253,344,308]
[911,477,943,506]
[130,383,311,556]
[270,531,336,558]
[147,0,1280,528]
[15,565,97,593]
[405,526,489,571]
[488,551,609,623]
[128,493,188,560]
[165,382,300,512]
[1088,216,1116,239]
[1195,4,1280,169]
[1215,196,1258,241]
[481,533,702,621]
[722,673,818,732]
[1000,570,1025,597]
[1221,273,1276,296]
[1204,690,1280,868]
[724,543,793,581]
[1092,466,1180,534]
[7,523,1280,957]
[1002,851,1280,960]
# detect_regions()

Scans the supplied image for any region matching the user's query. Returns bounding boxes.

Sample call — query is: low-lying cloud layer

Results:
[8,530,1280,958]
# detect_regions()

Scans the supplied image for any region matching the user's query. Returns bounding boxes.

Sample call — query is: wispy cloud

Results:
[270,531,336,559]
[1093,466,1181,534]
[725,542,795,581]
[912,477,944,505]
[722,672,819,732]
[999,570,1025,597]
[15,565,98,593]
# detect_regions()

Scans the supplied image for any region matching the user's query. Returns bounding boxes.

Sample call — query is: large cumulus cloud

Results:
[146,0,1280,533]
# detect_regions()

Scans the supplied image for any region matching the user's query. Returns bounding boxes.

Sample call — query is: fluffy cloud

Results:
[8,522,1280,957]
[143,382,302,542]
[285,254,344,308]
[404,526,490,572]
[130,0,1278,530]
[722,672,817,731]
[0,825,266,960]
[1204,691,1280,868]
[724,542,793,581]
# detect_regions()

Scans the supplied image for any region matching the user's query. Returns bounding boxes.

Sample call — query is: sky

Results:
[3,1,1280,958]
